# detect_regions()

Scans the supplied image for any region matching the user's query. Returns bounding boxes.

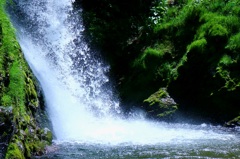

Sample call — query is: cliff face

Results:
[0,1,52,158]
[77,0,240,124]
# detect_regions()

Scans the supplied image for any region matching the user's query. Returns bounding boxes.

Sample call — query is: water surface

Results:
[34,124,240,159]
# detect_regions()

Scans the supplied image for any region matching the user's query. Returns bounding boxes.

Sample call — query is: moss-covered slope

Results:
[0,0,52,158]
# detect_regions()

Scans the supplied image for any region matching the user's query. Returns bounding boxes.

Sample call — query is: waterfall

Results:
[7,0,235,145]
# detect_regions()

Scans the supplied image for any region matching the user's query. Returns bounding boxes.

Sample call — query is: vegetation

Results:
[0,0,52,158]
[78,0,240,124]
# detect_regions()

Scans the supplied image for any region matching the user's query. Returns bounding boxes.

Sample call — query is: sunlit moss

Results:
[0,0,52,158]
[144,87,177,118]
[187,38,207,53]
[219,55,233,66]
[5,143,25,159]
[226,32,240,51]
[1,94,11,106]
[134,42,173,69]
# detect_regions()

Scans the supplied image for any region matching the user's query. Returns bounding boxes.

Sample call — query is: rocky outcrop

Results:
[143,88,178,119]
[0,1,52,158]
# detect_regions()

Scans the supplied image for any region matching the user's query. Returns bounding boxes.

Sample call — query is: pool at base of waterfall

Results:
[33,141,240,159]
[34,126,240,159]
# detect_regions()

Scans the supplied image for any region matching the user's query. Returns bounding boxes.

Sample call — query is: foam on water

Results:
[7,0,237,146]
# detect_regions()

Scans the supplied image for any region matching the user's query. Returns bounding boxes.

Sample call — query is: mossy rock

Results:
[5,142,25,159]
[144,87,178,118]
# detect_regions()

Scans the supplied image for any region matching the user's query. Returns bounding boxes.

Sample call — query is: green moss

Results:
[135,47,166,69]
[144,88,178,118]
[0,1,52,158]
[5,143,25,159]
[8,61,25,107]
[0,0,24,108]
[24,140,45,158]
[1,94,11,106]
[226,32,240,51]
[209,24,228,37]
[216,66,240,91]
[198,13,239,40]
[219,54,233,66]
[132,0,240,121]
[25,74,39,108]
[187,38,207,53]
[144,88,168,106]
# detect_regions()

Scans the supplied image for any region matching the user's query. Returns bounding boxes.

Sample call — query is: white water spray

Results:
[8,0,236,145]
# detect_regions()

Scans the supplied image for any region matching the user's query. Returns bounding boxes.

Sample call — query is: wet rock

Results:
[0,106,14,158]
[45,145,58,154]
[143,88,178,119]
[41,128,53,144]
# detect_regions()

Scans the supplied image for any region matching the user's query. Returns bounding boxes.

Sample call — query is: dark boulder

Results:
[143,88,178,120]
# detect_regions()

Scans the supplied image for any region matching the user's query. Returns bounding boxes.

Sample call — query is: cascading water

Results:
[8,0,122,141]
[7,0,240,158]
